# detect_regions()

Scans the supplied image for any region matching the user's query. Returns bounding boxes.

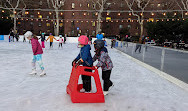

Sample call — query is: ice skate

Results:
[79,88,85,93]
[39,70,46,77]
[29,69,37,75]
[108,84,114,91]
[103,91,108,96]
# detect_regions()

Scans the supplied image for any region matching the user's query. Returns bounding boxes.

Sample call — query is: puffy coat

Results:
[76,44,93,66]
[31,38,43,55]
[93,47,113,71]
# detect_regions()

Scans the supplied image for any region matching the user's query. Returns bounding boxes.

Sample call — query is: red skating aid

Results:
[66,66,105,103]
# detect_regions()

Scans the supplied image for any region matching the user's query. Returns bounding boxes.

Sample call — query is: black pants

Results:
[59,43,62,47]
[102,70,113,91]
[82,69,92,92]
[135,44,142,53]
[50,42,53,47]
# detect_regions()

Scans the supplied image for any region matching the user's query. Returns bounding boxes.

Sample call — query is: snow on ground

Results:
[0,41,188,111]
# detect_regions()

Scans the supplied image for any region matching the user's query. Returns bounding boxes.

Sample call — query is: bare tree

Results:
[174,0,188,18]
[90,0,110,34]
[5,0,26,33]
[125,0,150,39]
[47,0,65,36]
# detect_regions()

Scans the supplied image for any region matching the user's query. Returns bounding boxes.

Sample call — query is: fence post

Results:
[160,48,165,71]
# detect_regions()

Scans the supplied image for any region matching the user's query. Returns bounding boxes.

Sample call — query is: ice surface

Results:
[0,41,188,111]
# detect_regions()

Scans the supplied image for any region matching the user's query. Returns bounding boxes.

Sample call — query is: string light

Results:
[140,13,143,16]
[38,12,40,14]
[118,13,121,16]
[107,13,109,16]
[129,13,131,16]
[95,12,98,16]
[49,12,52,15]
[163,13,166,16]
[185,12,188,15]
[2,10,5,13]
[174,13,177,16]
[61,12,63,15]
[84,13,86,16]
[151,13,154,16]
[14,11,17,14]
[116,20,118,22]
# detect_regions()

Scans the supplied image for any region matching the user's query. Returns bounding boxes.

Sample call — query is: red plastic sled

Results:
[66,66,105,103]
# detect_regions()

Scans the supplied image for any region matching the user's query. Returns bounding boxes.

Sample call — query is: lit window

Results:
[157,4,161,7]
[119,25,123,29]
[92,22,95,26]
[46,23,50,27]
[72,3,75,9]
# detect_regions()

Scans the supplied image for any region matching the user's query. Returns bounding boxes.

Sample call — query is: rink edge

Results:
[114,48,188,92]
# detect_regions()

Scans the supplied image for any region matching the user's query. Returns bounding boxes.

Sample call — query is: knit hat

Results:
[24,31,33,38]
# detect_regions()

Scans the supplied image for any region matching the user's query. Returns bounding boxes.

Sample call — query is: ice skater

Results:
[39,33,46,48]
[46,33,57,48]
[24,31,46,76]
[57,35,63,48]
[93,39,114,95]
[72,35,93,93]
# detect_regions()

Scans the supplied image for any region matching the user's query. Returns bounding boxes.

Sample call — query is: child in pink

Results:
[24,31,46,76]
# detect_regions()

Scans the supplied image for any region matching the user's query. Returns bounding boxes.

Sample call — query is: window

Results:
[39,22,42,27]
[72,3,75,9]
[119,25,123,29]
[46,23,50,27]
[39,1,42,6]
[92,22,95,26]
[157,4,161,7]
[128,25,131,28]
[30,15,34,18]
[87,3,90,7]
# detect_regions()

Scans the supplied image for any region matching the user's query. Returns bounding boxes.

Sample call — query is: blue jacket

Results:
[76,45,93,66]
[96,34,103,40]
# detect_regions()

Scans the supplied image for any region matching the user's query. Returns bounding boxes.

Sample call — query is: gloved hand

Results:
[75,60,83,68]
[94,66,98,69]
[72,58,78,66]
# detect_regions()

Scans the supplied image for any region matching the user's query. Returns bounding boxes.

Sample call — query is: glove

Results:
[75,60,83,68]
[72,58,78,66]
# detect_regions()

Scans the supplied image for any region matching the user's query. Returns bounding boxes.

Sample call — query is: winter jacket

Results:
[31,38,43,55]
[57,38,63,43]
[76,44,93,66]
[47,35,56,42]
[40,34,46,41]
[93,47,113,71]
[96,34,103,40]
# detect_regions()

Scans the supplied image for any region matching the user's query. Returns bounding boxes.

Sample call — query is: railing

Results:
[106,39,188,84]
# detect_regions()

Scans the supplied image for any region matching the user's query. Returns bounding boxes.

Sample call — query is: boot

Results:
[29,69,37,75]
[40,70,46,76]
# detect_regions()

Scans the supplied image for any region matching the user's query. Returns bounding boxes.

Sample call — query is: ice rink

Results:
[0,41,188,111]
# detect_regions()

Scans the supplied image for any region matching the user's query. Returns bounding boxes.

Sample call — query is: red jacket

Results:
[31,38,43,55]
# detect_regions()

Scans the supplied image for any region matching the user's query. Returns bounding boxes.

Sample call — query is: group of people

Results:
[24,31,114,95]
[9,30,19,42]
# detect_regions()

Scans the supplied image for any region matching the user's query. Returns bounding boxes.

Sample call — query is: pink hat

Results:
[78,35,88,45]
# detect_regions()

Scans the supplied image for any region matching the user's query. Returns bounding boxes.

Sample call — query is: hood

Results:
[101,47,108,53]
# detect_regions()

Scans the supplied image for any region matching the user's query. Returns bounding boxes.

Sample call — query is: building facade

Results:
[0,0,182,37]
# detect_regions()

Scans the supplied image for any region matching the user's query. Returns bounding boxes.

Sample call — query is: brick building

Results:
[0,0,182,37]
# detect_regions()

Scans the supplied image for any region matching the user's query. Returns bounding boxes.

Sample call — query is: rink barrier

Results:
[66,65,105,103]
[104,38,188,92]
[1,35,97,43]
[114,48,188,92]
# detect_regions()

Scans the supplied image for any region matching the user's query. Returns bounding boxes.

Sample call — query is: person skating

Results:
[24,31,46,76]
[93,39,114,95]
[46,33,57,48]
[57,35,63,48]
[72,35,93,93]
[39,33,46,48]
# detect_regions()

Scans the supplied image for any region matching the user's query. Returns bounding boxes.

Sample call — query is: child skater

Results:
[46,33,57,48]
[39,33,46,48]
[24,31,46,76]
[57,35,63,48]
[93,39,113,95]
[72,35,93,93]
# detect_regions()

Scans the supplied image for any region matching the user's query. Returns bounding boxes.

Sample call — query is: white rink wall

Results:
[2,35,97,43]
